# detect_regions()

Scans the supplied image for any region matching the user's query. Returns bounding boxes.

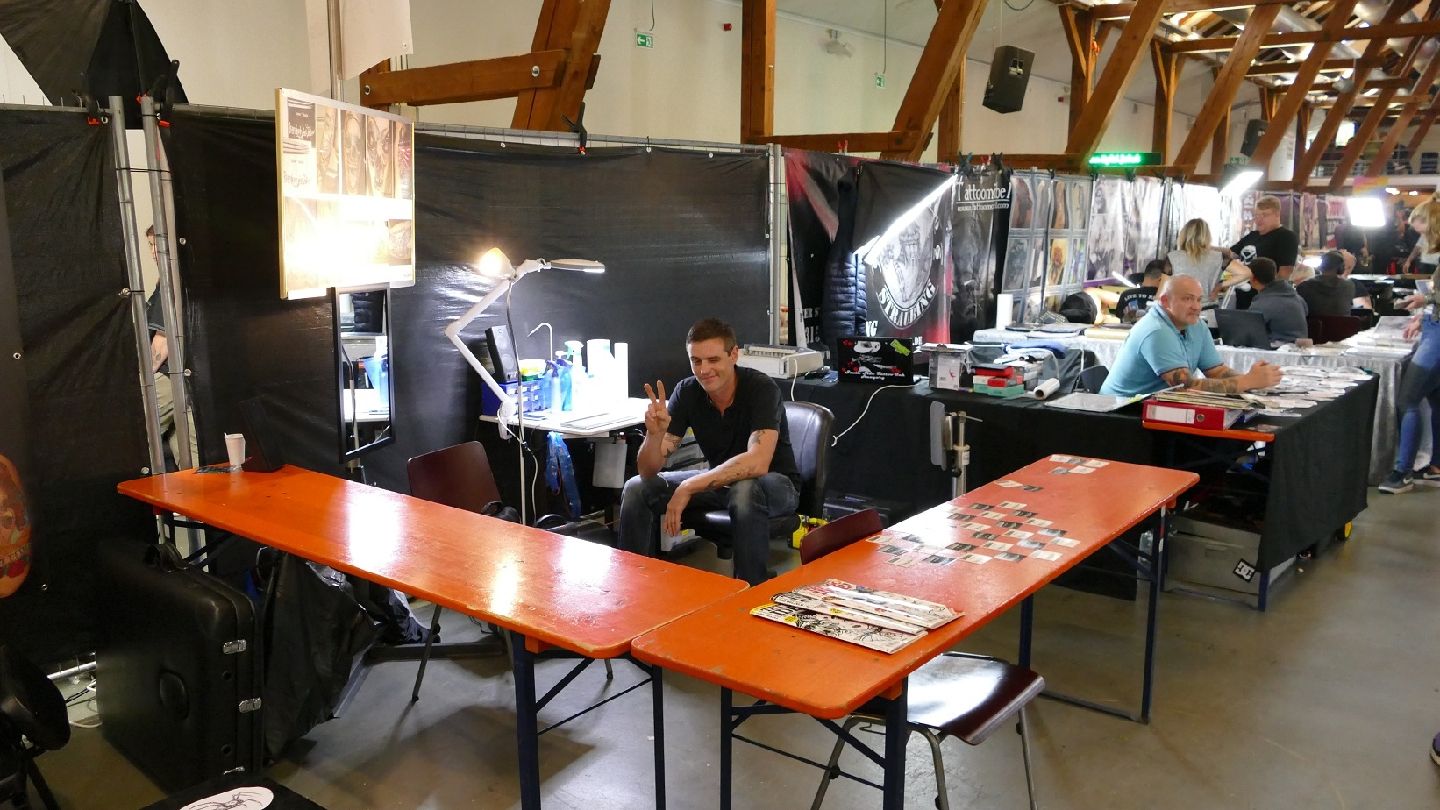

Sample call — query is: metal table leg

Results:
[720,687,733,810]
[511,631,542,810]
[881,681,908,810]
[650,664,666,809]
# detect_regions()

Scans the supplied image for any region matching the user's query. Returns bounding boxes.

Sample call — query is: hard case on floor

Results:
[96,539,264,793]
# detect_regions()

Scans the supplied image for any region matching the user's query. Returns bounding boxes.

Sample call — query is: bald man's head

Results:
[1159,275,1204,327]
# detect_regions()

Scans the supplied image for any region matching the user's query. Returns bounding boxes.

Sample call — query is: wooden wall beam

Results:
[1173,3,1283,172]
[1246,0,1359,168]
[938,60,965,162]
[360,51,568,108]
[513,0,611,131]
[1065,0,1170,156]
[1293,102,1311,179]
[739,0,776,144]
[1211,91,1230,176]
[881,0,989,161]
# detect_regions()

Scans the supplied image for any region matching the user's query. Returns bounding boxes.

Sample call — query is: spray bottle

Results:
[564,340,585,411]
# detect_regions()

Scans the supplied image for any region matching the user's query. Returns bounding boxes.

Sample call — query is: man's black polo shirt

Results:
[666,365,799,489]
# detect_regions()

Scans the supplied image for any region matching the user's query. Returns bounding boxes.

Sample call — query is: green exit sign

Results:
[1087,151,1162,168]
[874,73,886,88]
[635,31,654,48]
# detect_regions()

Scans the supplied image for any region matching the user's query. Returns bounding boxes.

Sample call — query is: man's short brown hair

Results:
[1250,257,1277,286]
[686,318,737,352]
[1255,195,1281,213]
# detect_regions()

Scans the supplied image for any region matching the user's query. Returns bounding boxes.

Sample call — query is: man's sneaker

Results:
[1379,471,1414,494]
[1414,465,1440,486]
[1431,732,1440,766]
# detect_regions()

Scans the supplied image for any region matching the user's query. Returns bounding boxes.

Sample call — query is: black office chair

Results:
[682,401,833,572]
[1313,314,1365,343]
[1216,309,1271,349]
[799,511,1043,810]
[0,646,68,810]
[1076,365,1109,394]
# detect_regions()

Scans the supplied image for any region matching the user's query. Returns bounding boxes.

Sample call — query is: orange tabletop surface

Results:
[631,457,1197,719]
[1142,419,1275,444]
[118,466,744,659]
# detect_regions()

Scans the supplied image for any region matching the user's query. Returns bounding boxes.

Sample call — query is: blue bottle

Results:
[555,351,574,411]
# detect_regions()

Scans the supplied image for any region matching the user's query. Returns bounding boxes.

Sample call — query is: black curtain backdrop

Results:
[165,111,771,493]
[785,149,858,348]
[0,109,152,662]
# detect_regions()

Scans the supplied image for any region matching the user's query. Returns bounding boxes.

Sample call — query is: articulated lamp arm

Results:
[443,276,517,436]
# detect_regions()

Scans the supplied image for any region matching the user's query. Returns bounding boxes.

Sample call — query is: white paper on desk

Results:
[1044,392,1135,413]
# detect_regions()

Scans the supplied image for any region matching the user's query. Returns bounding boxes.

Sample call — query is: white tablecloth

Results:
[972,324,1419,484]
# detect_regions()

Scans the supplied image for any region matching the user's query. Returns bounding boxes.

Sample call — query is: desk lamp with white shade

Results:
[443,247,605,523]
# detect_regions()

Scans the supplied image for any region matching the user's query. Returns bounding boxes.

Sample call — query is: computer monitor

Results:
[1216,309,1270,349]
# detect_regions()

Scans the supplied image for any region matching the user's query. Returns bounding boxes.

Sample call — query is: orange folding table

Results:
[118,466,744,810]
[632,457,1197,810]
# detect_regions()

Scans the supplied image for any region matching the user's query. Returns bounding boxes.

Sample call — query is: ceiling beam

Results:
[1293,102,1311,179]
[1246,58,1355,76]
[1328,86,1398,190]
[358,51,568,108]
[1066,0,1170,156]
[1407,102,1440,155]
[1173,3,1283,171]
[763,131,922,153]
[1367,53,1440,175]
[935,0,963,159]
[1152,40,1181,161]
[1060,5,1100,132]
[739,0,776,144]
[1169,18,1440,54]
[1088,0,1291,21]
[1246,0,1359,168]
[1291,0,1413,188]
[881,0,989,161]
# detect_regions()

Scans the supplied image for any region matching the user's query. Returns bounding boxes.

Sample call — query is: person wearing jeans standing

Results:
[1379,281,1440,493]
[617,318,799,585]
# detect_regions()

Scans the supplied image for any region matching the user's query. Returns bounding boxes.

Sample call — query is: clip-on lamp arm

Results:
[444,277,518,437]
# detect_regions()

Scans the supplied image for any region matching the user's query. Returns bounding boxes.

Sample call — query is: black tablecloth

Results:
[792,376,1376,573]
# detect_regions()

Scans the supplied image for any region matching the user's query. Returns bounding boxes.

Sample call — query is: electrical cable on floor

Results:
[829,382,919,446]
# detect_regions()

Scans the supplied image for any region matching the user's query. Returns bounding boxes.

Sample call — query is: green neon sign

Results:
[1087,151,1162,168]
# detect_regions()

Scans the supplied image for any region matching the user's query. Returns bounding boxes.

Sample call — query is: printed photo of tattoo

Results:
[0,453,33,597]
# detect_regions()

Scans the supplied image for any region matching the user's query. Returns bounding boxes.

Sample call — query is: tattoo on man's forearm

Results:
[1191,377,1239,394]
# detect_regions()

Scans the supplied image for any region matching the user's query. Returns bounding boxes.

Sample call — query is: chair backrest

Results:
[1315,314,1364,343]
[785,401,834,518]
[1077,365,1109,394]
[1306,316,1327,343]
[406,441,503,514]
[800,508,884,564]
[0,644,70,752]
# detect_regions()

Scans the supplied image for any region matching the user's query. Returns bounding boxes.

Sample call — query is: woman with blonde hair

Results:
[1167,218,1224,300]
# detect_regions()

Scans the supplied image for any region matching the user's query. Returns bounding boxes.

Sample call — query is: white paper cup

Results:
[224,433,246,469]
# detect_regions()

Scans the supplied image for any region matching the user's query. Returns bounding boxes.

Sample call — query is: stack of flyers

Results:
[750,579,962,654]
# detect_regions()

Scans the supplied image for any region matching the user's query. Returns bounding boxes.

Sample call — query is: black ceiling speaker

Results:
[1240,118,1269,158]
[983,46,1034,114]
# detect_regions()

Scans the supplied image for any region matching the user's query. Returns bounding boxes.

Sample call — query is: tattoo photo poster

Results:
[950,164,1009,342]
[275,88,416,300]
[1001,170,1053,322]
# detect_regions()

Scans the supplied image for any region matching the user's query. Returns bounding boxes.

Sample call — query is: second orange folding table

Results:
[633,457,1197,810]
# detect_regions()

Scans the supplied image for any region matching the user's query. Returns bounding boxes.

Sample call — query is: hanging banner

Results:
[854,164,955,342]
[1042,174,1092,313]
[0,179,32,598]
[785,149,860,348]
[1002,170,1053,322]
[950,164,1009,342]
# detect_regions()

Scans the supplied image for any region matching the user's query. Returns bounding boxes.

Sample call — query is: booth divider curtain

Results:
[0,108,152,663]
[164,110,770,494]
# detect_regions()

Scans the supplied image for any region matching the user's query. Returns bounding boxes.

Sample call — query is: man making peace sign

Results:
[616,318,799,585]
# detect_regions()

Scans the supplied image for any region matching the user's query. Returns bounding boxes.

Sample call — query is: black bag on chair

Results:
[96,539,264,793]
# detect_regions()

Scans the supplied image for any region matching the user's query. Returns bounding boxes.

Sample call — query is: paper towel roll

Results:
[1031,378,1060,400]
[995,293,1015,329]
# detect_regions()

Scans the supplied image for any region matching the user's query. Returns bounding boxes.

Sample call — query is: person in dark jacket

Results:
[1297,251,1358,317]
[1248,258,1309,345]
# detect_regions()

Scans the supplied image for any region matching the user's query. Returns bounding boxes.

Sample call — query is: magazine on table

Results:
[750,579,961,654]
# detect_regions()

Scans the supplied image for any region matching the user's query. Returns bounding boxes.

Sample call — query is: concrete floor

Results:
[34,486,1440,809]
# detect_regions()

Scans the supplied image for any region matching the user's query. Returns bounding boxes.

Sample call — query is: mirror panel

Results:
[333,289,395,461]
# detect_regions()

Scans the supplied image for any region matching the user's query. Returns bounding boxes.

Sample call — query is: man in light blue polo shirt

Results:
[1101,275,1283,396]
